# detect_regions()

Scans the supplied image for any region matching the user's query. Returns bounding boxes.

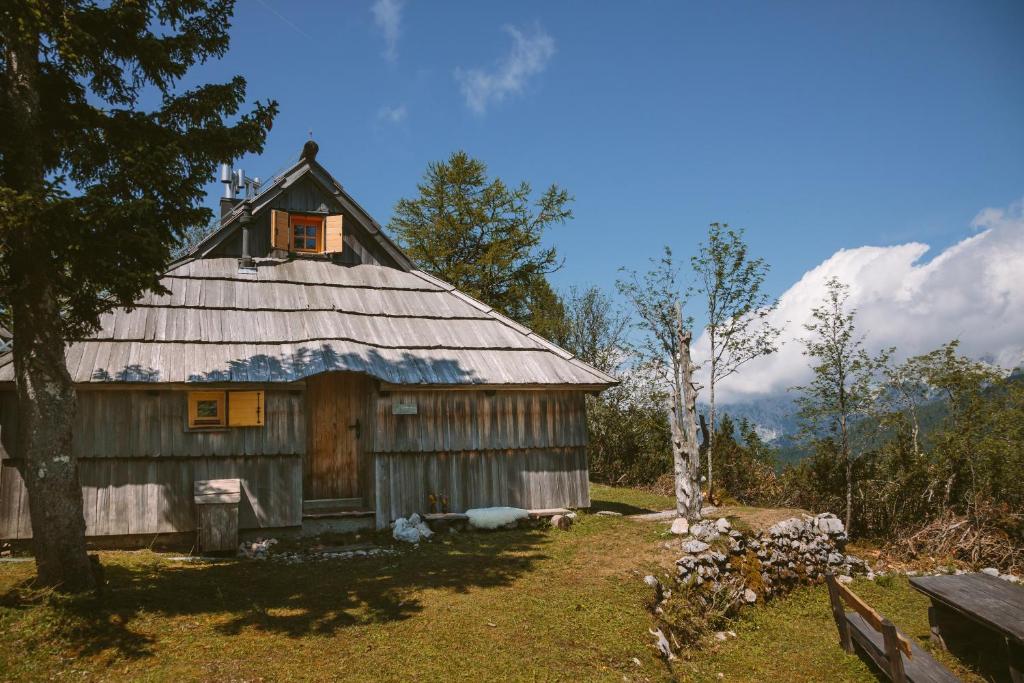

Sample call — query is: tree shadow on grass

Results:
[2,528,553,661]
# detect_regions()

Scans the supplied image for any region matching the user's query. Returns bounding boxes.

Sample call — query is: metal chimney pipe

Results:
[238,208,254,270]
[220,162,234,199]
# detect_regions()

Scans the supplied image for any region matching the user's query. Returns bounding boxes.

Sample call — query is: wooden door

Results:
[304,373,371,501]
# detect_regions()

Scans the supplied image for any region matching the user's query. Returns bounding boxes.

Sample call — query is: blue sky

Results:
[191,1,1024,395]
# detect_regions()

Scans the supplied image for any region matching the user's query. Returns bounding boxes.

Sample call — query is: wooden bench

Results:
[826,575,959,683]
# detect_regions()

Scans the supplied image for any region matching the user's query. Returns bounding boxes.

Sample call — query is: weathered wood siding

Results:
[0,388,303,540]
[372,390,591,523]
[374,448,590,523]
[0,389,304,459]
[0,454,301,540]
[210,175,393,266]
[373,390,588,453]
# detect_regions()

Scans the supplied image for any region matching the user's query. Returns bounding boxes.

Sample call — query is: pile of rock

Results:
[671,513,867,600]
[273,546,400,565]
[238,537,278,560]
[392,513,434,544]
[646,512,867,658]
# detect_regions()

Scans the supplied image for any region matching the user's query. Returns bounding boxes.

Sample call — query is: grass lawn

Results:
[0,485,986,682]
[680,574,985,682]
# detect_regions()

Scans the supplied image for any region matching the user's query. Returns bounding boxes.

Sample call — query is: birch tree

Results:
[618,248,703,520]
[793,278,882,531]
[690,223,780,496]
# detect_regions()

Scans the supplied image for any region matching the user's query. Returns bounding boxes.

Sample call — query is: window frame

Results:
[289,213,324,253]
[187,391,227,429]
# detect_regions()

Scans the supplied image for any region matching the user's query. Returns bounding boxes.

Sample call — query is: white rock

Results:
[837,575,853,585]
[743,589,757,603]
[981,567,999,577]
[999,574,1019,583]
[714,517,731,533]
[714,631,728,641]
[670,518,690,535]
[392,517,421,544]
[649,627,677,660]
[681,539,710,554]
[550,514,573,530]
[465,507,530,529]
[596,510,623,517]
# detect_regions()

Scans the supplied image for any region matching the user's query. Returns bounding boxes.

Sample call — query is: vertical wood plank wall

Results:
[373,390,591,524]
[0,389,303,539]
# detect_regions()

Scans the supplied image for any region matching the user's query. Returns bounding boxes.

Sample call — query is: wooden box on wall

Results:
[193,478,241,553]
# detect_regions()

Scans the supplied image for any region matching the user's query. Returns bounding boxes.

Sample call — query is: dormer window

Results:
[290,214,323,252]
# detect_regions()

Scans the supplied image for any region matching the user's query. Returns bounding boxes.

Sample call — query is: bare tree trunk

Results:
[840,411,852,533]
[671,303,702,522]
[4,27,95,592]
[708,375,716,498]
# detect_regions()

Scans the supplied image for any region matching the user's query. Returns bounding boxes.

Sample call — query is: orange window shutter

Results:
[325,214,344,253]
[271,210,290,251]
[228,390,265,427]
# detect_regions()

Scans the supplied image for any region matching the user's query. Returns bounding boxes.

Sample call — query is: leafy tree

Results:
[690,223,780,497]
[560,285,629,374]
[388,151,572,327]
[557,285,671,487]
[618,248,703,521]
[793,278,884,532]
[901,341,1007,513]
[0,1,276,591]
[523,277,568,346]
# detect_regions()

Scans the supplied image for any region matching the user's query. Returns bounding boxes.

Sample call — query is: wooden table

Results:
[910,573,1024,683]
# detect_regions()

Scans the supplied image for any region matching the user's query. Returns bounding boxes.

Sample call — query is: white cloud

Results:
[697,199,1024,404]
[371,0,403,62]
[455,25,555,115]
[377,104,407,124]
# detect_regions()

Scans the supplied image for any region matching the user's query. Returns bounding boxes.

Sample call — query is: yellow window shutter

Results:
[228,390,265,427]
[325,214,344,253]
[270,210,290,251]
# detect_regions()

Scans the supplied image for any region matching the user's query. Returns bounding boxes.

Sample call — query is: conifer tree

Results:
[389,151,572,327]
[0,0,276,591]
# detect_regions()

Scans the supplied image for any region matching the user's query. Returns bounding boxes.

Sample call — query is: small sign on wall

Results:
[392,399,418,415]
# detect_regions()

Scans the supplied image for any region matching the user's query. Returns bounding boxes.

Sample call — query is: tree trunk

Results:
[671,303,702,522]
[4,27,95,592]
[840,410,852,533]
[708,375,716,497]
[13,282,95,592]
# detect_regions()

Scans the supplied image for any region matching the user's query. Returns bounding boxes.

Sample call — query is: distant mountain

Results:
[704,394,801,444]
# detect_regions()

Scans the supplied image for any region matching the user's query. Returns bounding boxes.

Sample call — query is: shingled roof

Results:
[0,256,615,387]
[0,147,616,388]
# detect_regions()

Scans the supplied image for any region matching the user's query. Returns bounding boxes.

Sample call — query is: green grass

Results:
[0,488,989,682]
[0,509,678,682]
[681,575,985,682]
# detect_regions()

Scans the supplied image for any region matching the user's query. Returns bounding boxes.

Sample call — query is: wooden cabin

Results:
[0,142,615,544]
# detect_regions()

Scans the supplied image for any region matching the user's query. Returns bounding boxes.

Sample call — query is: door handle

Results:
[348,418,361,440]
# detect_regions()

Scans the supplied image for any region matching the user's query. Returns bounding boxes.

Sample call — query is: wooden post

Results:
[826,575,854,654]
[1007,636,1023,683]
[881,618,908,683]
